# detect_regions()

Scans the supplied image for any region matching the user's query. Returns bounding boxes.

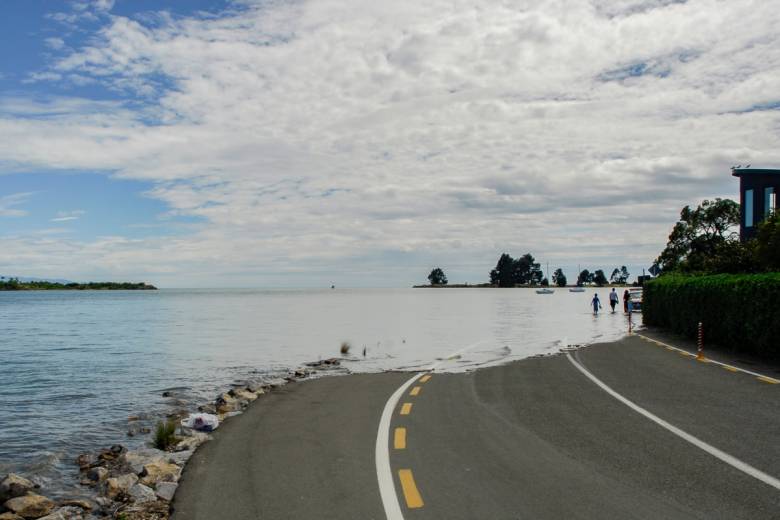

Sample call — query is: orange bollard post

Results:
[696,321,704,360]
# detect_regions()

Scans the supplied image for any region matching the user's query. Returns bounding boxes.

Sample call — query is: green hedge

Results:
[643,273,780,359]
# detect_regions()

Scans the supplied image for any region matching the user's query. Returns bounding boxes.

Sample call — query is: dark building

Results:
[731,168,779,241]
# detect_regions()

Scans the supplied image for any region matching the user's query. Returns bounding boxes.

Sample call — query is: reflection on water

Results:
[0,288,628,494]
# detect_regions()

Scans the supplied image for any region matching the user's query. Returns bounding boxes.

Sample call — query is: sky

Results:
[1,0,779,287]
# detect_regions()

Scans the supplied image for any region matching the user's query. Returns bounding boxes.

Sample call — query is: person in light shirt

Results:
[609,288,619,313]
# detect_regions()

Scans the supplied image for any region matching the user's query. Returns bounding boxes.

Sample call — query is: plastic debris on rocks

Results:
[180,413,219,432]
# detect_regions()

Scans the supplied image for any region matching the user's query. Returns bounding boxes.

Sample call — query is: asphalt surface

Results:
[173,334,780,520]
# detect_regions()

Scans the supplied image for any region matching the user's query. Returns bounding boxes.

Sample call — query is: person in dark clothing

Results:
[623,289,630,313]
[591,293,602,315]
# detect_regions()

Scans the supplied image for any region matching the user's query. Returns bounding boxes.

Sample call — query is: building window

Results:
[766,187,776,218]
[745,189,753,227]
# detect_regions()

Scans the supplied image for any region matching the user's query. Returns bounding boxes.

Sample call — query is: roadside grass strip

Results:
[394,428,407,450]
[567,353,780,492]
[637,334,780,384]
[398,470,424,509]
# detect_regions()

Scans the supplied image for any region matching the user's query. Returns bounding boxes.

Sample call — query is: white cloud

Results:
[92,0,115,11]
[0,193,32,217]
[2,0,780,285]
[51,210,86,222]
[45,37,66,50]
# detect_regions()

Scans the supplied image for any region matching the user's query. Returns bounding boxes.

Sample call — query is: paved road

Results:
[172,335,780,519]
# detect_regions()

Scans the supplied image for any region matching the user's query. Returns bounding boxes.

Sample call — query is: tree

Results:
[593,269,608,286]
[656,198,742,273]
[577,269,592,286]
[514,253,543,285]
[610,266,630,284]
[427,267,448,285]
[754,212,780,271]
[552,268,567,287]
[489,252,543,287]
[490,253,516,287]
[540,277,549,287]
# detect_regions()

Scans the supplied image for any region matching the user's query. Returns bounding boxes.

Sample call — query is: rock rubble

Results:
[3,361,342,519]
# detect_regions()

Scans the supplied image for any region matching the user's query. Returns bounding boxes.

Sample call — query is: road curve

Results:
[172,335,780,520]
[172,372,410,520]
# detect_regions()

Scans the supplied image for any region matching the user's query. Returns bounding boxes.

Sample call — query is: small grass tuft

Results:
[153,419,178,451]
[340,341,351,355]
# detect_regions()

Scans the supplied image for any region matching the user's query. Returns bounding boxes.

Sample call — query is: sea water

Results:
[0,288,628,495]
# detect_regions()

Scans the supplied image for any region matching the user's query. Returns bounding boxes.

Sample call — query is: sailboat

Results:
[569,264,586,292]
[536,262,555,294]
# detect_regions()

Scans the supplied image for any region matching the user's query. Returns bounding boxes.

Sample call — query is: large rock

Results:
[103,473,138,500]
[74,455,95,472]
[174,432,209,452]
[127,484,156,504]
[0,512,23,520]
[3,494,55,519]
[58,500,92,512]
[245,383,266,394]
[37,506,85,520]
[117,500,168,520]
[85,467,107,484]
[123,448,167,475]
[229,388,258,402]
[166,450,192,466]
[97,445,125,462]
[154,482,177,502]
[139,462,180,487]
[215,393,241,414]
[0,474,36,502]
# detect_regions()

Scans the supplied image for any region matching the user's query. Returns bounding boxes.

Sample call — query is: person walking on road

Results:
[591,293,602,315]
[623,289,630,313]
[609,288,619,313]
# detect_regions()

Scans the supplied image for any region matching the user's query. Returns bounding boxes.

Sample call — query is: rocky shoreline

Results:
[0,358,347,520]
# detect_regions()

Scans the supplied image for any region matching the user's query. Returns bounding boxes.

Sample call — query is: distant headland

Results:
[0,278,157,291]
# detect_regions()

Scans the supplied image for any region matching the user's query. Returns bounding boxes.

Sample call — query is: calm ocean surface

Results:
[0,288,629,495]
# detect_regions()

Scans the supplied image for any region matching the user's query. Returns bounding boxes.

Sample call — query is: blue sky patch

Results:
[0,172,200,240]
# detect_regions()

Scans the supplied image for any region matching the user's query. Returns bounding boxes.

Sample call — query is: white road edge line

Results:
[376,372,421,520]
[376,340,489,519]
[636,333,780,383]
[566,353,780,491]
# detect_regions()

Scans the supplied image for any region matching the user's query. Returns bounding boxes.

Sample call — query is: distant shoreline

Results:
[0,281,157,291]
[412,284,633,289]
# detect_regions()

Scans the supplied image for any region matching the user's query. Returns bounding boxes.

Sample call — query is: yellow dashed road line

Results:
[394,427,407,449]
[410,386,421,396]
[757,376,779,385]
[398,469,424,509]
[723,366,739,372]
[400,402,413,415]
[420,374,431,383]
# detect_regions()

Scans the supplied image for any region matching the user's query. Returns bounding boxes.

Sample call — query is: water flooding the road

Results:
[0,288,629,495]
